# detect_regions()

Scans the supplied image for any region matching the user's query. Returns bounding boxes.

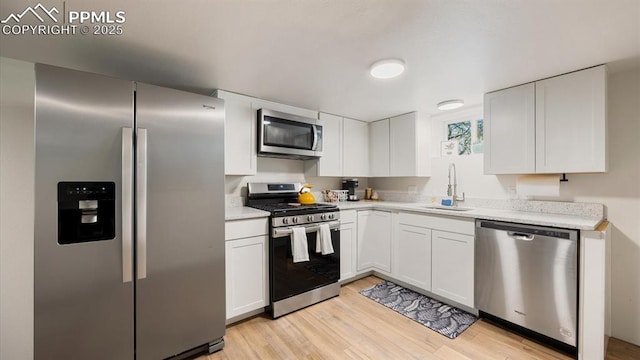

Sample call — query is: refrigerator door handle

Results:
[136,128,148,279]
[121,127,134,283]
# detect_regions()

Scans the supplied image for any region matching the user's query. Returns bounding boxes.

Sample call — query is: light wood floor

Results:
[200,276,640,360]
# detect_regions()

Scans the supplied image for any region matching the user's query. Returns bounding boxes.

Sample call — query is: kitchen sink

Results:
[423,205,472,212]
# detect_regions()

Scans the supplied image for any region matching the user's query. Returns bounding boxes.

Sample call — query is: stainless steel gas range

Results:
[246,183,340,318]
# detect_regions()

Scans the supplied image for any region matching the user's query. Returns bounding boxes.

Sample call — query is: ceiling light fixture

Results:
[369,59,405,79]
[437,99,465,110]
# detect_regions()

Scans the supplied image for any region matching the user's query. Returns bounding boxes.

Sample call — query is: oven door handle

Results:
[273,220,340,238]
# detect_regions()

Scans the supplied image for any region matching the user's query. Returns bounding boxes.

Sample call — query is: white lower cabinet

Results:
[339,210,357,281]
[431,230,474,307]
[357,210,392,273]
[225,218,269,320]
[393,222,431,291]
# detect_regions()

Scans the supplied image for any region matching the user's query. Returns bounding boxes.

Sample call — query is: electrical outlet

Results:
[407,185,417,194]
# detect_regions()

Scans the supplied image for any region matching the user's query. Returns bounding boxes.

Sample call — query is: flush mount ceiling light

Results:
[369,59,405,79]
[437,99,465,110]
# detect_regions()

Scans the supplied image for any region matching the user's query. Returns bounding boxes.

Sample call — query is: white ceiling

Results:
[1,0,639,121]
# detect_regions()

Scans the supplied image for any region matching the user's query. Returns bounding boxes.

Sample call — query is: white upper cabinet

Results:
[484,83,536,174]
[216,90,319,175]
[214,90,257,176]
[483,65,607,174]
[306,113,370,177]
[343,118,370,177]
[311,113,343,177]
[369,119,390,177]
[535,65,607,173]
[389,112,430,177]
[367,112,431,178]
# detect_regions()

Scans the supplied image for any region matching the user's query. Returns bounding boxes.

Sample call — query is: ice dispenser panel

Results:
[58,182,115,244]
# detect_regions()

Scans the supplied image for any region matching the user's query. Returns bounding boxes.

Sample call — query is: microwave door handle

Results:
[311,124,318,151]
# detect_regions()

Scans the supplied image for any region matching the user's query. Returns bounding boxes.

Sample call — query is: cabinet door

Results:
[390,113,416,176]
[483,83,536,174]
[394,223,431,291]
[315,113,343,176]
[339,220,357,281]
[343,118,369,177]
[225,235,268,319]
[431,230,474,307]
[535,65,607,173]
[216,91,257,175]
[369,119,390,177]
[357,210,391,273]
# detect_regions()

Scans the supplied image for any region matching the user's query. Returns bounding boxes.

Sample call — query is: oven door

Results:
[270,221,340,302]
[258,108,323,159]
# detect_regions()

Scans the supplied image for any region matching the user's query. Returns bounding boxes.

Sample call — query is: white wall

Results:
[370,68,640,345]
[0,57,35,359]
[370,106,520,200]
[225,156,367,200]
[565,69,640,345]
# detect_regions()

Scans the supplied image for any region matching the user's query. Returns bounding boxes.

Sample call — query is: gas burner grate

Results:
[248,203,338,215]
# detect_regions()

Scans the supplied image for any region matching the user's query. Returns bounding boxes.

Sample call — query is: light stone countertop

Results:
[328,201,604,230]
[225,200,604,230]
[225,206,270,221]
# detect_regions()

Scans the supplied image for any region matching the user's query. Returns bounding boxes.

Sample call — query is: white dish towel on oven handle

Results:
[291,227,310,263]
[316,223,334,255]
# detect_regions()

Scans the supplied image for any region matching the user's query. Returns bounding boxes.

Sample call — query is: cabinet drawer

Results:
[427,216,474,235]
[398,212,429,228]
[400,212,474,235]
[340,210,357,224]
[225,218,268,240]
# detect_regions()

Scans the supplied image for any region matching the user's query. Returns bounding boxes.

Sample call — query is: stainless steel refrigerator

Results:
[34,64,225,360]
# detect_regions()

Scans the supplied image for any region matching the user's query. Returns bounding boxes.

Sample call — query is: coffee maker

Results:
[342,179,359,201]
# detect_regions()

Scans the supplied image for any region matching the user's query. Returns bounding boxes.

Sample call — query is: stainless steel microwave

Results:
[257,108,323,159]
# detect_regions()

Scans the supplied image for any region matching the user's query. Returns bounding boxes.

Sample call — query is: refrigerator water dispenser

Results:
[57,182,116,244]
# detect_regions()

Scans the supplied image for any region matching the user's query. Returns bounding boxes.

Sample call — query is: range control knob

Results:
[283,218,289,224]
[292,217,299,224]
[320,214,327,220]
[307,215,313,221]
[328,213,334,219]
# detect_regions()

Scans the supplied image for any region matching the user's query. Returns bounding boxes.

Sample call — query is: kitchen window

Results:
[444,118,484,155]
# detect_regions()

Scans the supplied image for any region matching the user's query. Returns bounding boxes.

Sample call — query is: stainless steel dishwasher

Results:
[475,220,578,349]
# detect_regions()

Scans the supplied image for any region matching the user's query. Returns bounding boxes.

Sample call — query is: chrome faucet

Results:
[447,163,465,205]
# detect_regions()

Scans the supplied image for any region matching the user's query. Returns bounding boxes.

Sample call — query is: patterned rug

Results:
[359,280,477,339]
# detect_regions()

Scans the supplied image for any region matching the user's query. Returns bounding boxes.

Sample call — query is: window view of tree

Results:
[448,121,471,155]
[477,119,483,141]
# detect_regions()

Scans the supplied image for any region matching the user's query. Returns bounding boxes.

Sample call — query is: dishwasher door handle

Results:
[507,232,535,241]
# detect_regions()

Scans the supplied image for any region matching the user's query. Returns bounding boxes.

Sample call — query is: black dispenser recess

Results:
[57,182,116,244]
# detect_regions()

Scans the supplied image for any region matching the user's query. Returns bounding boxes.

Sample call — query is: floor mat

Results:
[360,280,477,339]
